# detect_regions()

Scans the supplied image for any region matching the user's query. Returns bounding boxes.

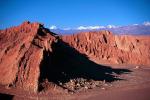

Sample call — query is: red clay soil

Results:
[82,66,150,100]
[0,65,150,100]
[0,21,150,100]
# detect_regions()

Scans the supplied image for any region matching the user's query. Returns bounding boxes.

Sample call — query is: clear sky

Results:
[0,0,150,29]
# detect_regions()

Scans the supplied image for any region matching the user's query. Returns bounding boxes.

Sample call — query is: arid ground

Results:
[0,65,150,100]
[0,22,150,100]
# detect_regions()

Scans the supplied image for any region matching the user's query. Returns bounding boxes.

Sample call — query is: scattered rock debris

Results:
[57,78,111,93]
[134,66,140,69]
[39,78,112,94]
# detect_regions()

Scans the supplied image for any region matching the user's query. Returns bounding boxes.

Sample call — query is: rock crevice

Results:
[0,22,149,93]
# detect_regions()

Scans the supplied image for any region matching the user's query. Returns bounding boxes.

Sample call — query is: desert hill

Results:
[62,31,150,65]
[0,22,150,95]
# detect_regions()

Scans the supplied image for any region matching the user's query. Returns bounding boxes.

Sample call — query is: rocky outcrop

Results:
[0,21,149,93]
[62,31,150,65]
[0,21,57,92]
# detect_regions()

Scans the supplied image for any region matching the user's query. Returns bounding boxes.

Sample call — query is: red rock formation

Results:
[62,31,150,65]
[0,21,149,93]
[0,21,57,92]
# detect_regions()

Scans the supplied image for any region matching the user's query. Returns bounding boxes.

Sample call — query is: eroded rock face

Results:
[62,31,150,65]
[0,21,56,92]
[0,21,149,93]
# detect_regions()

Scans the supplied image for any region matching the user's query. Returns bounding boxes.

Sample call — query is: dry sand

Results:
[0,65,150,100]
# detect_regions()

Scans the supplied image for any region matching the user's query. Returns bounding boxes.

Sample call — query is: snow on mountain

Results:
[49,25,57,29]
[50,22,150,35]
[143,21,150,26]
[77,26,105,30]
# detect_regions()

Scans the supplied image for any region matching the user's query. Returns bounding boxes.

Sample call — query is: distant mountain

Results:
[108,25,150,35]
[50,24,150,35]
[0,21,150,94]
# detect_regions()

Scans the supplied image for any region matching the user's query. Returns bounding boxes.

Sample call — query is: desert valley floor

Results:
[0,65,150,100]
[0,22,150,100]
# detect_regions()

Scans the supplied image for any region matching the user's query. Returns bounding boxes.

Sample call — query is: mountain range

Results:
[0,22,150,99]
[50,22,150,35]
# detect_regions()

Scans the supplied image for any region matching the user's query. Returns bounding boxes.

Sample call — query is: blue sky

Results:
[0,0,150,29]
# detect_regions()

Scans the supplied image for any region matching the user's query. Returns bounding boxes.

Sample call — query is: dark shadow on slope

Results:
[37,24,58,36]
[0,93,14,100]
[38,39,131,90]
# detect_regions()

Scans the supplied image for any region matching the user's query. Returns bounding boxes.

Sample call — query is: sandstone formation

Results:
[0,21,149,93]
[62,31,150,65]
[0,21,57,92]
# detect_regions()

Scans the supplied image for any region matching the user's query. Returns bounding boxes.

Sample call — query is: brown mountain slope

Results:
[0,22,149,95]
[62,31,150,65]
[0,21,57,92]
